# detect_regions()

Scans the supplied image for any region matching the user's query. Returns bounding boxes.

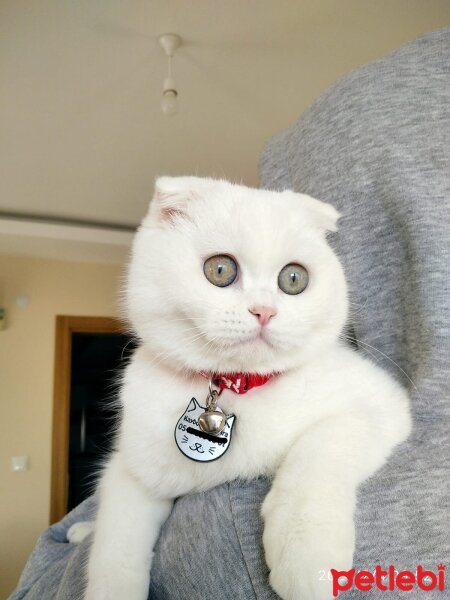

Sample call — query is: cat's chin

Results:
[189,341,303,375]
[196,333,342,374]
[225,332,275,350]
[207,333,283,366]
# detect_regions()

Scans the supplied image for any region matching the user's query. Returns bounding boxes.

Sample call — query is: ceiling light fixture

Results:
[158,33,182,116]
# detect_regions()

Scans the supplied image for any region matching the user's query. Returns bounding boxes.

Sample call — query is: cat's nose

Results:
[248,306,277,327]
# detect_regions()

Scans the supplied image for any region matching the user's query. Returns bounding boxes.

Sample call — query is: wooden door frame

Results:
[50,315,124,524]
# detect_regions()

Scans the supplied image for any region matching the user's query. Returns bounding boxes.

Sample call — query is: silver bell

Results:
[198,410,227,435]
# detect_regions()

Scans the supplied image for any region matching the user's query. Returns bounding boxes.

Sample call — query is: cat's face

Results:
[126,177,348,373]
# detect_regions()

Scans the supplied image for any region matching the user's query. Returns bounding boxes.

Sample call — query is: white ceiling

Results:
[1,0,449,229]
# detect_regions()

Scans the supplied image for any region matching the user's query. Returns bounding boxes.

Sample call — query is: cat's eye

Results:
[203,255,238,287]
[278,263,309,295]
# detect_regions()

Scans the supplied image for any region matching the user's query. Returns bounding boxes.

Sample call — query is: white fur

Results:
[67,521,94,544]
[78,177,411,600]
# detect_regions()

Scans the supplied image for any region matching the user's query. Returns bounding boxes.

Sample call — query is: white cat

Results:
[68,177,411,600]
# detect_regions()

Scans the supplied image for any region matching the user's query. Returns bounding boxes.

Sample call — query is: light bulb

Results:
[161,90,178,116]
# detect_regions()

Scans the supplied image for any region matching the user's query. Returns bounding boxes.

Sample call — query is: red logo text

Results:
[331,565,445,596]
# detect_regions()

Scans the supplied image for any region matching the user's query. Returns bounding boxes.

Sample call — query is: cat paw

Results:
[262,506,355,600]
[267,539,353,600]
[67,521,95,543]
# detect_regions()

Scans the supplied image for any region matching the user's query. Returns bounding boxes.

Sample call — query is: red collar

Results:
[201,372,275,394]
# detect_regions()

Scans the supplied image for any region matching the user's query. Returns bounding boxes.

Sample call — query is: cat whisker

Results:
[162,315,210,323]
[339,334,424,405]
[339,334,380,363]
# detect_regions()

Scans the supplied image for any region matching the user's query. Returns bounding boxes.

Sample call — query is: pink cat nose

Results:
[248,306,277,327]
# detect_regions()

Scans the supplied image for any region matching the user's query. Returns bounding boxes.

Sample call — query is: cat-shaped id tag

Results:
[174,398,236,463]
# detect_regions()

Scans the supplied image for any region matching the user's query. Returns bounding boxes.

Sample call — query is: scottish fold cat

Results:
[68,177,411,600]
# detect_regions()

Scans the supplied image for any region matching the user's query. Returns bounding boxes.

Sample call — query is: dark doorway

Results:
[50,316,137,523]
[67,332,136,511]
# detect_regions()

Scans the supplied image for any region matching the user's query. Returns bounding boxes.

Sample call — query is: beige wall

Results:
[0,254,123,597]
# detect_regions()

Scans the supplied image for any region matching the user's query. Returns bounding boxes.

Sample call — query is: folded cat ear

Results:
[287,192,340,233]
[146,176,209,224]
